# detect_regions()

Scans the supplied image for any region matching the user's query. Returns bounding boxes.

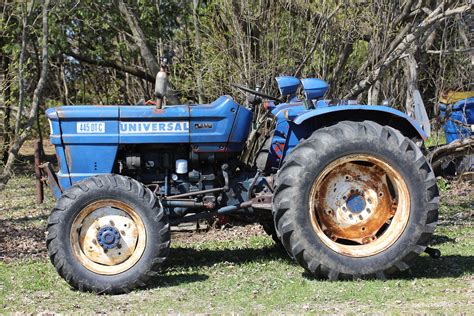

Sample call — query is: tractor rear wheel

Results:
[47,174,170,293]
[273,121,439,280]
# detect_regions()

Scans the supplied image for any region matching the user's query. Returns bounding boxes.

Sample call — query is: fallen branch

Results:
[426,47,473,54]
[428,137,474,172]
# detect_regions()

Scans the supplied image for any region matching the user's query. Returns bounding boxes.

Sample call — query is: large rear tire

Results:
[47,174,170,294]
[273,121,439,280]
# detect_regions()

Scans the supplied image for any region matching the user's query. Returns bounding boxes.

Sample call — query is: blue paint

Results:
[275,76,301,98]
[97,226,121,249]
[293,105,427,139]
[45,76,428,199]
[300,78,329,100]
[438,97,473,143]
[346,195,366,213]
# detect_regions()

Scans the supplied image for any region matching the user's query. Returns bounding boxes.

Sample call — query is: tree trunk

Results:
[117,0,160,76]
[367,80,381,105]
[0,0,50,190]
[1,58,12,164]
[404,50,431,136]
[14,11,28,136]
[193,0,204,104]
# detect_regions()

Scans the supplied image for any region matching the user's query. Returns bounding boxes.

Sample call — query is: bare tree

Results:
[117,0,160,76]
[343,2,471,100]
[0,0,50,189]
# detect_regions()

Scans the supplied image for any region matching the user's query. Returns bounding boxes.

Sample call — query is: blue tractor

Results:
[43,62,439,293]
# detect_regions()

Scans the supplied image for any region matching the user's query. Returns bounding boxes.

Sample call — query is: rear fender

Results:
[266,106,427,171]
[294,105,426,138]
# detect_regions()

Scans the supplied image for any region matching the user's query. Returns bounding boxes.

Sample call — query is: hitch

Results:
[424,247,441,259]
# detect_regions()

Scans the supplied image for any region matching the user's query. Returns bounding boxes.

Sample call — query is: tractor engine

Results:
[116,144,232,217]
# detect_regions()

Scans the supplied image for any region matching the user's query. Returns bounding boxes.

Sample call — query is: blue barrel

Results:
[438,97,473,144]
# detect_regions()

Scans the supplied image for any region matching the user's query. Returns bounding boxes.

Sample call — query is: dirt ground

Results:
[0,173,472,262]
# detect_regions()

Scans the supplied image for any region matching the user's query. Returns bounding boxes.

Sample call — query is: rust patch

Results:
[55,152,62,171]
[64,145,72,171]
[153,108,166,114]
[251,193,273,210]
[39,162,63,193]
[309,154,411,257]
[56,108,64,119]
[315,163,392,243]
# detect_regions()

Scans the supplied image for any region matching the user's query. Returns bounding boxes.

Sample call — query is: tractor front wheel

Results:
[273,121,439,280]
[47,174,170,293]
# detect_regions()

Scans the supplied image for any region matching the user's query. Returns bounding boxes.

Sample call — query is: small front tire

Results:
[47,174,170,294]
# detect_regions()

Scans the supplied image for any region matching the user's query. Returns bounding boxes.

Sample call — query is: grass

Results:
[0,175,473,314]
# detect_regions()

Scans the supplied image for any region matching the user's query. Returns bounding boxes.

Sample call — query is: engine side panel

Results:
[119,105,190,144]
[190,96,251,152]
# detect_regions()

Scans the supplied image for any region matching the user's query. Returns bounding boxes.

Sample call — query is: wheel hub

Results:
[346,194,366,214]
[70,200,146,274]
[309,154,411,257]
[97,226,121,249]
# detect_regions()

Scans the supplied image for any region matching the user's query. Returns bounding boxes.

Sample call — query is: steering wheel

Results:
[230,83,283,103]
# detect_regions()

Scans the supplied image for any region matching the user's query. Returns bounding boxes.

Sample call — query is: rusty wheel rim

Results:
[309,154,410,257]
[70,200,146,275]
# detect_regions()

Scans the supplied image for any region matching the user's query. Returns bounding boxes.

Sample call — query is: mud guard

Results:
[267,105,428,171]
[293,105,427,140]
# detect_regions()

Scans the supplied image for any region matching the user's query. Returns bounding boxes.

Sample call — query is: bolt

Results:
[109,220,115,227]
[120,230,126,235]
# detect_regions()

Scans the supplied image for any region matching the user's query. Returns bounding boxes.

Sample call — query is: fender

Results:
[266,104,428,171]
[293,105,427,139]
